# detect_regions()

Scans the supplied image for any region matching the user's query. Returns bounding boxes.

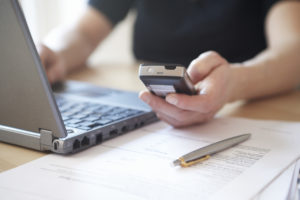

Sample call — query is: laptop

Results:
[0,0,158,154]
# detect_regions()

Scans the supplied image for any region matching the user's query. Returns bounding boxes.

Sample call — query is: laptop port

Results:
[81,136,90,147]
[73,139,80,150]
[121,126,128,133]
[109,129,118,137]
[134,123,138,129]
[54,141,59,150]
[96,133,103,144]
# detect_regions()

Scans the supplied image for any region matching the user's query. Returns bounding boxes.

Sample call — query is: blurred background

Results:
[19,0,136,66]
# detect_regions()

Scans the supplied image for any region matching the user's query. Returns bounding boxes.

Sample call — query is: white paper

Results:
[254,162,296,200]
[0,118,299,200]
[287,160,300,200]
[255,159,300,200]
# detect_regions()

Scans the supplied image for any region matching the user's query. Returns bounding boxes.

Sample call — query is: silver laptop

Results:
[0,0,157,154]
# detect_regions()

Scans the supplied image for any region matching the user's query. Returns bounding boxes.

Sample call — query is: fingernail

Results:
[166,95,178,105]
[139,91,150,104]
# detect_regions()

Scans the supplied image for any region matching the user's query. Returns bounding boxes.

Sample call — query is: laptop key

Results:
[109,107,124,115]
[103,114,126,121]
[84,116,100,122]
[66,129,74,134]
[72,114,88,119]
[67,124,81,128]
[95,119,112,125]
[62,116,71,121]
[78,121,102,129]
[88,123,102,129]
[77,126,92,131]
[57,98,144,130]
[95,106,113,113]
[61,111,78,117]
[66,119,83,124]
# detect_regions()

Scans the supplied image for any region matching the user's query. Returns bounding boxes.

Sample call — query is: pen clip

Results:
[179,155,210,168]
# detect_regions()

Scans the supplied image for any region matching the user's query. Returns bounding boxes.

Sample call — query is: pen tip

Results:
[172,159,181,167]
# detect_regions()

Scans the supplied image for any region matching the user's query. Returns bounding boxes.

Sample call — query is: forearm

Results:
[229,44,300,102]
[44,29,92,73]
[44,7,112,74]
[229,1,300,102]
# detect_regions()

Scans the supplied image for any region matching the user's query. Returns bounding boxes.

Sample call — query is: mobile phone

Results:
[139,64,196,98]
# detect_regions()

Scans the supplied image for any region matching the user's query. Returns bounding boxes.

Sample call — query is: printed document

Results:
[0,118,299,200]
[254,161,297,200]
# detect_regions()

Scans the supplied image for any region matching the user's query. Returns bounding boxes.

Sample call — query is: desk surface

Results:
[1,63,300,173]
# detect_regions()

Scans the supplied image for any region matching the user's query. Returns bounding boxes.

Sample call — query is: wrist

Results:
[227,63,247,102]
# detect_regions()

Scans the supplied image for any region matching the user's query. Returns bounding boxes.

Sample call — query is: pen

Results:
[173,133,251,167]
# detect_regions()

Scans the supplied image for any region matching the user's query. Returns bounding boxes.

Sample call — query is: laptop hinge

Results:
[40,129,53,151]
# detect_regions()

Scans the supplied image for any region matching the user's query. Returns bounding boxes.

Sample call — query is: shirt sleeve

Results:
[88,0,135,25]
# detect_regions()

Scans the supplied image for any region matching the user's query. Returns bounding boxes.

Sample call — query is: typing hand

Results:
[139,51,235,127]
[37,44,66,84]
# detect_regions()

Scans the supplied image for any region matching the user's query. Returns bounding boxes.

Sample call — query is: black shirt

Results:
[89,0,280,66]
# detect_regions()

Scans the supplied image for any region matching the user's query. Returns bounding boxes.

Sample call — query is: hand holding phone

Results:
[139,64,196,98]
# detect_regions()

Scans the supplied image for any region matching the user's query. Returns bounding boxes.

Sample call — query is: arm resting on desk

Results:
[229,1,300,102]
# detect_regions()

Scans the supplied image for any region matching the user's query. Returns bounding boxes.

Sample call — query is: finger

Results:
[48,63,66,84]
[187,51,227,83]
[169,63,231,113]
[47,68,59,84]
[165,92,214,113]
[139,91,187,118]
[139,91,215,126]
[37,44,56,69]
[37,44,47,69]
[155,112,183,128]
[139,91,207,126]
[156,111,208,128]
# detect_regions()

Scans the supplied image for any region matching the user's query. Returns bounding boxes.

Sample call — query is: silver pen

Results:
[173,133,251,167]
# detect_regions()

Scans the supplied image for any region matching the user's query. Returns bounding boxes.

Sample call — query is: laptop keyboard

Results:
[56,97,143,131]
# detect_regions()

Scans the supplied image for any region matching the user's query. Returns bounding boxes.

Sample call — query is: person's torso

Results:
[133,0,269,66]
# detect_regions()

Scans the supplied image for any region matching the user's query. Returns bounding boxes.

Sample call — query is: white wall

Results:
[19,0,135,65]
